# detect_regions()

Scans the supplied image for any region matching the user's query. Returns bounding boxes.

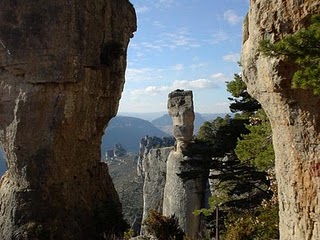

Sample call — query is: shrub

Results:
[144,210,185,240]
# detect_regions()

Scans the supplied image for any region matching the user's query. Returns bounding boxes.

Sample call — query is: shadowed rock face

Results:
[242,1,320,239]
[0,0,136,239]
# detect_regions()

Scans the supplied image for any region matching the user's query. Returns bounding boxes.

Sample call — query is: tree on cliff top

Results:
[260,14,320,95]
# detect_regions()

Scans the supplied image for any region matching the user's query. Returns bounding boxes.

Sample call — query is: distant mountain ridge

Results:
[151,112,217,134]
[102,116,169,154]
[118,112,231,122]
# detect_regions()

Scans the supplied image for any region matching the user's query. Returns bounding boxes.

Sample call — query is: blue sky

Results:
[119,0,250,113]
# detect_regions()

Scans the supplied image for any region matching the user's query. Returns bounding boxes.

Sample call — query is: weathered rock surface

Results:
[0,0,136,239]
[163,90,208,238]
[137,136,174,234]
[140,147,173,234]
[167,90,194,152]
[242,1,320,239]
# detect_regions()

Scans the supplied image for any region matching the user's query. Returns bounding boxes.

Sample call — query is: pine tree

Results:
[236,110,275,171]
[226,74,261,115]
[260,15,320,95]
[196,71,278,239]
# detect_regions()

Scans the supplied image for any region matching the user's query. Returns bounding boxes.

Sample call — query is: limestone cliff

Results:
[242,1,320,239]
[0,0,136,239]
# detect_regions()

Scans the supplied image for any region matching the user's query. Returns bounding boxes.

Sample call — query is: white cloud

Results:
[130,28,200,53]
[131,86,170,96]
[211,73,226,79]
[125,68,163,82]
[207,31,230,44]
[130,78,218,96]
[163,29,201,49]
[173,79,217,89]
[223,53,240,62]
[153,21,165,29]
[154,0,175,8]
[135,5,149,14]
[172,64,184,71]
[223,10,242,25]
[190,62,208,70]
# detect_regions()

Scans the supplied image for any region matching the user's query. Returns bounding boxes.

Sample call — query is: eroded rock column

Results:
[163,90,207,238]
[242,1,320,239]
[0,0,136,239]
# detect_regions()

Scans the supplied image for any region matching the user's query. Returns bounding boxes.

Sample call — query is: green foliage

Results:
[144,210,185,240]
[226,74,261,115]
[224,204,279,240]
[236,110,275,171]
[124,229,135,240]
[260,15,320,95]
[196,73,278,239]
[197,115,248,157]
[210,157,271,210]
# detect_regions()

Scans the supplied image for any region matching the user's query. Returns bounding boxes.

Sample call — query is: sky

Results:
[118,0,250,114]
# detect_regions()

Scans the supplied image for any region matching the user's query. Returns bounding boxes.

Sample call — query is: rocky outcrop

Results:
[140,147,173,234]
[163,90,208,238]
[137,136,175,176]
[137,136,174,234]
[0,0,136,239]
[242,1,320,239]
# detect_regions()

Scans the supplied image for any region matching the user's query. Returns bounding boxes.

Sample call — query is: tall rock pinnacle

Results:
[0,0,136,239]
[163,90,207,238]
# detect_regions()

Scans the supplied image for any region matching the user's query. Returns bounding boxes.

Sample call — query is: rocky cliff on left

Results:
[0,1,136,239]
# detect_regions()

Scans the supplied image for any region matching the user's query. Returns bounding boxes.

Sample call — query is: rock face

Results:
[163,90,208,238]
[137,136,174,234]
[140,147,173,234]
[242,1,320,239]
[0,0,136,239]
[167,90,195,152]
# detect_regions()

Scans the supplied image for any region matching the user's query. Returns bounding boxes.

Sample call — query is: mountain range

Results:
[151,112,207,134]
[102,116,169,154]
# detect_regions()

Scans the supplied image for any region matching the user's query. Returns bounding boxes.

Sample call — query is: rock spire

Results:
[163,90,208,238]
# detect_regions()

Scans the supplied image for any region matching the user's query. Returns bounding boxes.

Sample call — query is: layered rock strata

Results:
[163,90,208,238]
[242,1,320,239]
[0,0,136,239]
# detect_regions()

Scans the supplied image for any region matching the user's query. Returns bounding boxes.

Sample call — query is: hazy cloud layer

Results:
[224,10,242,25]
[223,53,240,62]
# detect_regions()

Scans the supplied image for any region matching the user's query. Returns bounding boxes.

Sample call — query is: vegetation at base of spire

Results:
[144,210,186,240]
[259,15,320,95]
